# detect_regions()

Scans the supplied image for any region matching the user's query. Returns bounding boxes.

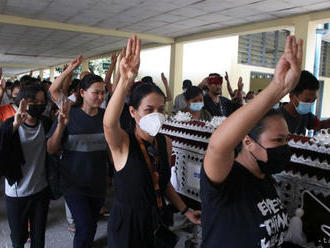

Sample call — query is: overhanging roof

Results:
[0,0,330,76]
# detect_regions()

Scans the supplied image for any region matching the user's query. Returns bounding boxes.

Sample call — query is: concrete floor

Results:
[0,178,201,248]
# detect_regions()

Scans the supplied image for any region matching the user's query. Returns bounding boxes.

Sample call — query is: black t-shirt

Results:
[200,161,289,248]
[203,94,239,117]
[47,107,108,197]
[279,106,318,134]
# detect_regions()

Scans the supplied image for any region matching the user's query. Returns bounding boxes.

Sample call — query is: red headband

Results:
[208,76,223,85]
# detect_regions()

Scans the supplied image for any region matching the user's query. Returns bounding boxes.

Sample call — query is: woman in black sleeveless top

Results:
[104,35,201,248]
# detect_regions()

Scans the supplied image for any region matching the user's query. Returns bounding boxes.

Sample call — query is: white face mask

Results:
[139,112,165,136]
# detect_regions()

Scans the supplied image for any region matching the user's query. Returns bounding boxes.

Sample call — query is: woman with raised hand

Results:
[0,84,51,248]
[47,73,108,248]
[104,35,201,248]
[201,36,303,248]
[48,55,83,108]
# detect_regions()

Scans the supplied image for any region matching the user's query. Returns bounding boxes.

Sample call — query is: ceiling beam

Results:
[175,9,330,43]
[0,63,48,69]
[0,14,174,44]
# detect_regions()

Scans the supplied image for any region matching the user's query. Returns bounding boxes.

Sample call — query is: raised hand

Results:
[66,55,83,72]
[119,35,141,84]
[0,78,5,90]
[225,71,229,82]
[13,99,28,130]
[111,53,119,64]
[58,99,71,127]
[237,77,243,91]
[273,35,303,96]
[161,72,168,86]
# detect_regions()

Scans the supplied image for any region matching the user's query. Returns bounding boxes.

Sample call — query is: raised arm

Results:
[204,36,303,184]
[47,100,71,154]
[0,78,5,103]
[104,53,118,94]
[61,64,74,96]
[13,99,28,133]
[225,72,235,98]
[49,56,82,102]
[234,77,244,104]
[161,72,172,102]
[111,47,125,93]
[103,35,141,171]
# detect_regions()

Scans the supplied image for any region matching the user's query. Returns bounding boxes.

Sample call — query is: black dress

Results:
[107,132,171,248]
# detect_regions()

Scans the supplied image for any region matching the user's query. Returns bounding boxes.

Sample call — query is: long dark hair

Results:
[74,74,104,107]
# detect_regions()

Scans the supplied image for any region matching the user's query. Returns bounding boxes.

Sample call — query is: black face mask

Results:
[250,139,291,175]
[27,104,46,118]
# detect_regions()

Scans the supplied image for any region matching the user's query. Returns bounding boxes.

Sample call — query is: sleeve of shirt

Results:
[200,165,233,206]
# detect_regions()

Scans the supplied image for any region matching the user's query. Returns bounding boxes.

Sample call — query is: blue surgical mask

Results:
[273,103,280,109]
[295,97,315,115]
[190,102,204,112]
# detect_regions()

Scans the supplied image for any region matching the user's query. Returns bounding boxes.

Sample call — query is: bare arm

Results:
[47,100,71,154]
[49,56,82,102]
[62,65,73,96]
[104,54,118,94]
[111,47,126,93]
[0,78,5,103]
[161,73,172,102]
[204,36,303,184]
[225,72,235,98]
[164,137,201,224]
[104,36,141,171]
[234,77,244,105]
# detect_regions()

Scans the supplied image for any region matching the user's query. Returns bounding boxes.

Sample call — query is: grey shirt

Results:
[172,93,187,113]
[5,121,48,197]
[1,92,12,105]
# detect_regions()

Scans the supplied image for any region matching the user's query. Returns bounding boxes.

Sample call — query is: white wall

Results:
[182,36,239,97]
[139,45,171,94]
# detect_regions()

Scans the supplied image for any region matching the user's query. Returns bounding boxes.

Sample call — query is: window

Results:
[320,41,330,77]
[238,30,289,68]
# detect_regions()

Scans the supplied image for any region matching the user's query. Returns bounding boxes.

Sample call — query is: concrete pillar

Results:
[50,67,55,82]
[82,60,89,72]
[169,42,183,111]
[39,69,44,80]
[293,17,318,72]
